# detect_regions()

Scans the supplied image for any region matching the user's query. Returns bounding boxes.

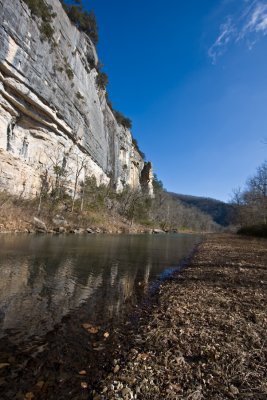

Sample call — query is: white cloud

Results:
[240,2,267,36]
[209,0,267,63]
[208,17,236,63]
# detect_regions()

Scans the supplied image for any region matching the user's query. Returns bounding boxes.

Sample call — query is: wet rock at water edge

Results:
[152,229,165,234]
[56,226,66,234]
[52,215,68,227]
[33,217,47,233]
[74,228,86,234]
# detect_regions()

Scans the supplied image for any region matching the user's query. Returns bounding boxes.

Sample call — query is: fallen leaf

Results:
[36,380,44,389]
[82,323,92,330]
[88,326,99,334]
[25,392,34,400]
[0,363,10,369]
[79,370,87,376]
[137,353,150,361]
[93,345,105,351]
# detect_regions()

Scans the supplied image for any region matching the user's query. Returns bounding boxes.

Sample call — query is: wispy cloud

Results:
[208,17,236,63]
[209,0,267,63]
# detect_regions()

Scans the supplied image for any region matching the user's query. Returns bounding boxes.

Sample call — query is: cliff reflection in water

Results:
[0,233,200,345]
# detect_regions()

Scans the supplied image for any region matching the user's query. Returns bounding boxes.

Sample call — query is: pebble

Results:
[229,385,239,395]
[121,387,134,399]
[114,364,120,373]
[25,393,34,400]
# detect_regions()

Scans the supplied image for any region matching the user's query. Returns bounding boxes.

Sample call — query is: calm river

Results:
[0,233,201,399]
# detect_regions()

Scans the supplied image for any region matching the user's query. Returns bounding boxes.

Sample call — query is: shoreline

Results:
[1,233,264,399]
[0,233,201,400]
[0,225,202,235]
[92,234,267,400]
[0,192,219,236]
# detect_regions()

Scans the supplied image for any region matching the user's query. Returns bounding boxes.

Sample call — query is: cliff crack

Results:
[6,115,19,152]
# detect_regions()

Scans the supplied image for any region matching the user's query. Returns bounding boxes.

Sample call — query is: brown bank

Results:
[93,234,267,400]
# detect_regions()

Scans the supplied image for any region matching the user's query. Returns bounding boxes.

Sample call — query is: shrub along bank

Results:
[0,174,219,234]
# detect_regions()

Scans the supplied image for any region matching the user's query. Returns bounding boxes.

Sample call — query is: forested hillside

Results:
[170,193,234,226]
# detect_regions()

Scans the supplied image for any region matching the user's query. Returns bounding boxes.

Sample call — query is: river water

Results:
[0,233,200,399]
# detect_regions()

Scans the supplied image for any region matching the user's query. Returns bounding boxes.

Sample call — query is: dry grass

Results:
[0,191,147,233]
[94,234,267,400]
[0,192,33,231]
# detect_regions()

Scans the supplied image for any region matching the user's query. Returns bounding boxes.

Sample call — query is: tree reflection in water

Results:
[0,233,200,399]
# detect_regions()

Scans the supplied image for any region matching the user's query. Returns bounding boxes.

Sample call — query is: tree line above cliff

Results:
[22,0,98,43]
[59,0,98,44]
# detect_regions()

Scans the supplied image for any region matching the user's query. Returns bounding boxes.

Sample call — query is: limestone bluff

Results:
[0,0,153,197]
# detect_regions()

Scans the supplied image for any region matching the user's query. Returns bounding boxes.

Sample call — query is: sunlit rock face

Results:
[0,0,150,196]
[140,161,154,197]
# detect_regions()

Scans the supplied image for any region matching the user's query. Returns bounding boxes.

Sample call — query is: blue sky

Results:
[86,0,267,201]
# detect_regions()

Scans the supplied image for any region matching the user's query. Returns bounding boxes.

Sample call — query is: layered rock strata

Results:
[0,0,153,197]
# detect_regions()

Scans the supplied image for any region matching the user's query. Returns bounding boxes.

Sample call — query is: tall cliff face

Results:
[0,0,153,197]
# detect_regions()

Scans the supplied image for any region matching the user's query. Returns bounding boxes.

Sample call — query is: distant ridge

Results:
[169,193,234,226]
